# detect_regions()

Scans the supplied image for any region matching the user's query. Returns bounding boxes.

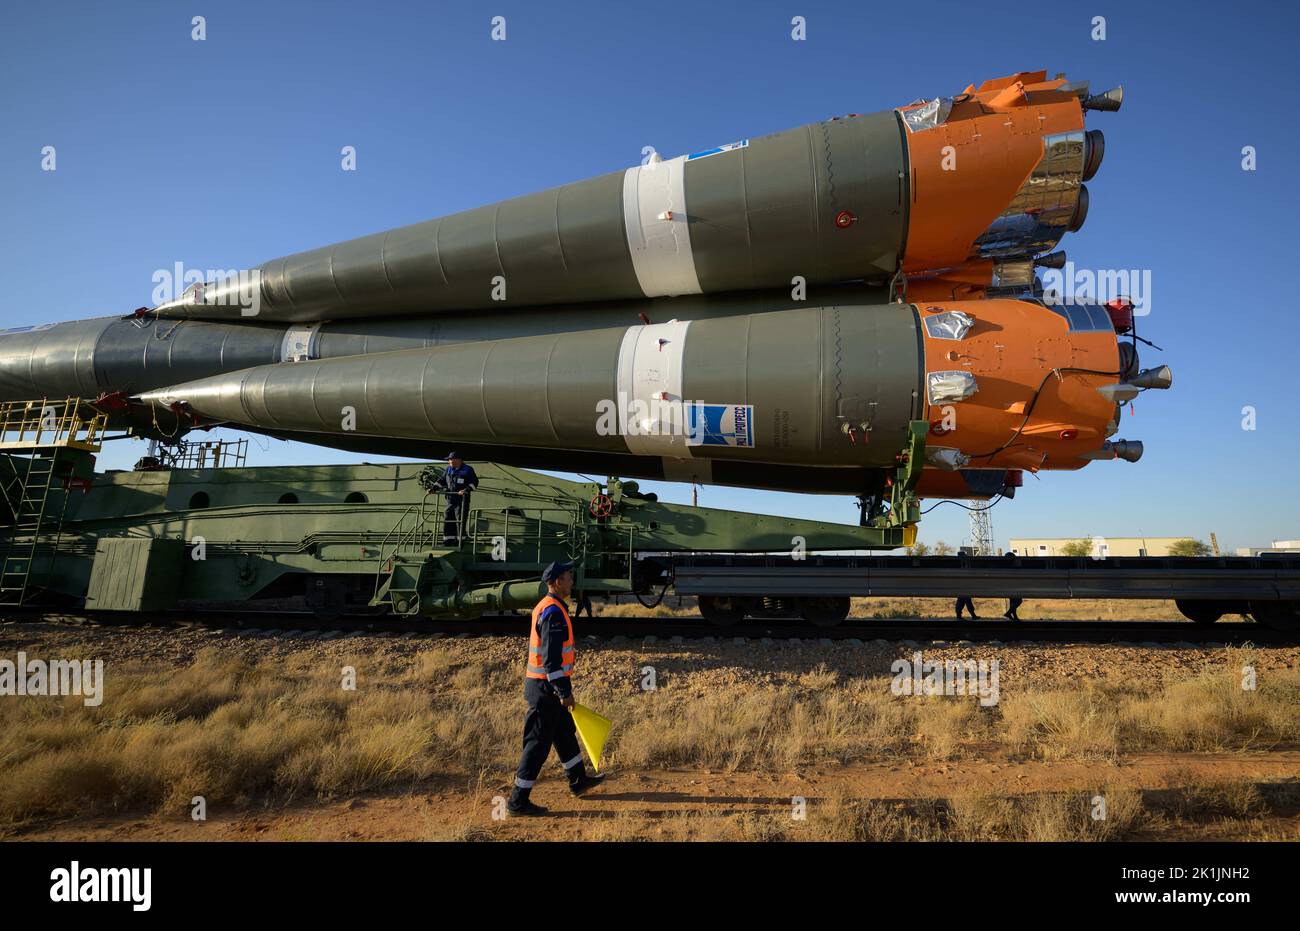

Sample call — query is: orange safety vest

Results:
[526,594,575,681]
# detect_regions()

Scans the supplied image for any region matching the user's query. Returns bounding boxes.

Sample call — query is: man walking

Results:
[955,595,980,619]
[507,561,604,816]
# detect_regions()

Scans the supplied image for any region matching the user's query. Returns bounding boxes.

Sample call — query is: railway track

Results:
[3,609,1295,645]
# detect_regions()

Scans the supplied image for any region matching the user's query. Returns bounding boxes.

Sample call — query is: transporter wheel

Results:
[1249,600,1300,632]
[1174,599,1224,626]
[698,595,746,626]
[800,596,851,627]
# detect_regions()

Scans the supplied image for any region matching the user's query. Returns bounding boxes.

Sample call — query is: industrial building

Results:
[1235,541,1300,556]
[1008,537,1192,557]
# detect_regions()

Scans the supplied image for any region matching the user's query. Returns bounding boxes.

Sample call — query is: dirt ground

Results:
[3,618,1298,841]
[25,752,1300,842]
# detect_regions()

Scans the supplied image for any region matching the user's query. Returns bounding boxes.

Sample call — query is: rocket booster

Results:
[0,287,1020,497]
[0,284,886,402]
[139,299,1130,485]
[149,71,1117,323]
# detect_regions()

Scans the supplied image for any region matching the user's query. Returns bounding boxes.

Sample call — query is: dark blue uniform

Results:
[514,602,582,791]
[437,463,478,543]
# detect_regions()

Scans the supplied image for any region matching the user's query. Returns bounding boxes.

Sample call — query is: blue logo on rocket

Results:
[686,403,754,448]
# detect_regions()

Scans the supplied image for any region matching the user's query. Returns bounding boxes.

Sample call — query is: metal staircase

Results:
[370,490,591,614]
[0,399,107,605]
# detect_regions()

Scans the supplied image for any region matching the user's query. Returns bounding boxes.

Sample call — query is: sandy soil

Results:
[19,751,1300,842]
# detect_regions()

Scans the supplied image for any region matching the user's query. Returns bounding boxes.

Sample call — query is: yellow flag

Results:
[570,703,613,772]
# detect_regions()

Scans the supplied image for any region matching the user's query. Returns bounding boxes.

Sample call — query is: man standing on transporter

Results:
[435,452,478,545]
[507,561,604,816]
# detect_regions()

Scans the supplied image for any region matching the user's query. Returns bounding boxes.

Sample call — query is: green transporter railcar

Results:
[1,453,921,622]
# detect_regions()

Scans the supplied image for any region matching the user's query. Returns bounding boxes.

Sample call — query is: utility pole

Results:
[969,507,994,557]
[1210,532,1220,556]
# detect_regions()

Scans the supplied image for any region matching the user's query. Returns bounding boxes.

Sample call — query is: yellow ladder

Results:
[0,399,107,605]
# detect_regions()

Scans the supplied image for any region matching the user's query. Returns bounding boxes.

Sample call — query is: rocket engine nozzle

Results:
[1081,439,1143,462]
[1082,130,1105,181]
[1068,185,1090,232]
[1083,86,1124,112]
[1128,365,1173,390]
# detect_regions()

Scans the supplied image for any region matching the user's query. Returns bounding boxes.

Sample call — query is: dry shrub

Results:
[806,785,1146,842]
[809,793,947,841]
[1117,656,1299,752]
[999,687,1120,760]
[606,677,934,771]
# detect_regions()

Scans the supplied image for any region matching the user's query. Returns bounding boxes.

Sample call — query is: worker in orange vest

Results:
[507,561,604,816]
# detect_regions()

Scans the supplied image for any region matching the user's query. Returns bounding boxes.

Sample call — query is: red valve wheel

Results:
[589,493,614,518]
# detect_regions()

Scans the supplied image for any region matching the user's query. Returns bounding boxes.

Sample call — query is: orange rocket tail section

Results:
[898,71,1120,300]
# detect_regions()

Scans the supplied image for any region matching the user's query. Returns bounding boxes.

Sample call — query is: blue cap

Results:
[445,451,461,460]
[541,561,574,583]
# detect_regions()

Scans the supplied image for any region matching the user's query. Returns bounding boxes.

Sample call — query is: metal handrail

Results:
[372,495,651,608]
[155,437,248,470]
[0,398,108,451]
[463,504,587,563]
[371,496,433,601]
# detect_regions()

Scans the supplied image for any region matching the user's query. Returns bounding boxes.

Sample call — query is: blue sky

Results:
[2,0,1297,553]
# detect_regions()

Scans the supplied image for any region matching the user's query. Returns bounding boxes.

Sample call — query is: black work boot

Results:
[568,766,605,796]
[507,787,549,816]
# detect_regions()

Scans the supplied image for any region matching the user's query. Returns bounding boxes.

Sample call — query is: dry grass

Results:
[0,647,515,830]
[594,649,1296,771]
[804,784,1148,841]
[1,644,1296,833]
[999,649,1300,760]
[604,681,924,771]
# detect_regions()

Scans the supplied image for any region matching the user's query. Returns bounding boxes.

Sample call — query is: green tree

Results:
[1167,538,1211,557]
[907,542,931,557]
[1060,538,1094,557]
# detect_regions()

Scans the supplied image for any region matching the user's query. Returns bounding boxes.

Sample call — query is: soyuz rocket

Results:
[0,71,1169,504]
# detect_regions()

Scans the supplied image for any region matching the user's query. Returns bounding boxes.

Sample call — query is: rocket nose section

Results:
[136,371,256,423]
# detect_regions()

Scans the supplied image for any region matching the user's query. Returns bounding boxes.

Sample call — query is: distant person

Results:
[433,452,478,545]
[507,562,603,817]
[955,596,980,619]
[1004,597,1024,621]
